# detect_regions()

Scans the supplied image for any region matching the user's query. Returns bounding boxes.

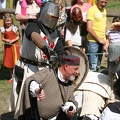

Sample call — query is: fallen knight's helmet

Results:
[38,2,59,30]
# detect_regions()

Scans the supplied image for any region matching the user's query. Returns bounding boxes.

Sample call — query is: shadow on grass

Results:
[0,64,11,80]
[1,111,14,120]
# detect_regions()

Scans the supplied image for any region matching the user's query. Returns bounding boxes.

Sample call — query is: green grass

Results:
[106,1,120,13]
[0,80,11,113]
[0,0,120,119]
[106,1,120,30]
[0,48,3,62]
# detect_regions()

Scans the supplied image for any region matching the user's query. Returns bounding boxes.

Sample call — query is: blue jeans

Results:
[87,41,103,71]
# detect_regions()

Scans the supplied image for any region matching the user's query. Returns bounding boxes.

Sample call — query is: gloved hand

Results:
[41,45,58,65]
[49,50,59,65]
[62,101,76,114]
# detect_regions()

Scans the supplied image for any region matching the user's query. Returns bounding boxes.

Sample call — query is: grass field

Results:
[0,0,120,120]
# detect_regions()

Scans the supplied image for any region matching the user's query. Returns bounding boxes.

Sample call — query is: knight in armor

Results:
[16,54,80,120]
[9,2,65,119]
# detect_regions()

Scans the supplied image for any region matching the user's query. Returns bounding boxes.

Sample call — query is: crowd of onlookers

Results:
[0,0,102,82]
[1,0,120,80]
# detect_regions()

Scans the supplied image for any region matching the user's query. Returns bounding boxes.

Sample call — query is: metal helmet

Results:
[39,2,59,30]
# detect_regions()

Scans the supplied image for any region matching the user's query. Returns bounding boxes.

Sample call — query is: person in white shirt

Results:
[65,6,88,53]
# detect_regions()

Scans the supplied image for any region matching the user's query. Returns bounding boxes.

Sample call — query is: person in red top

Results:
[0,13,20,83]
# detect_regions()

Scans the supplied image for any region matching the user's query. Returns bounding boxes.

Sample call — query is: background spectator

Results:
[65,7,88,53]
[105,17,120,81]
[104,17,120,101]
[86,0,108,71]
[0,13,20,83]
[15,0,41,37]
[54,0,67,40]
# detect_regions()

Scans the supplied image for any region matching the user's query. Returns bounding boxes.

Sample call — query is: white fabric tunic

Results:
[65,26,82,46]
[9,31,58,119]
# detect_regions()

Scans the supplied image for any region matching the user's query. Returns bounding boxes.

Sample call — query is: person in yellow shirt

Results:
[86,0,108,71]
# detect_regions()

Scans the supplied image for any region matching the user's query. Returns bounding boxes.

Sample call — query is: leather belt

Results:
[20,56,49,66]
